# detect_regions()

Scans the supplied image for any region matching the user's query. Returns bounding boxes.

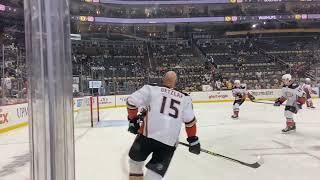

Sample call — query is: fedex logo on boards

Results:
[0,109,8,124]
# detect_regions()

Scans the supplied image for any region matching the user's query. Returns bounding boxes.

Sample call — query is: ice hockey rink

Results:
[1,100,320,180]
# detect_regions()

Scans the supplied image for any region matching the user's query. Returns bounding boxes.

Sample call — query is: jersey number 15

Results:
[160,96,181,118]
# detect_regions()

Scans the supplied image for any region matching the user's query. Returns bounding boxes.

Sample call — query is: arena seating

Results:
[1,0,320,97]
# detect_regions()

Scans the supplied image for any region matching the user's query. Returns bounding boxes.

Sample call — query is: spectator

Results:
[255,83,261,89]
[226,81,233,90]
[256,72,262,79]
[215,80,222,90]
[2,73,13,97]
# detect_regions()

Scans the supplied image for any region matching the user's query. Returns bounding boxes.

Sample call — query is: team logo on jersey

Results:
[284,92,294,97]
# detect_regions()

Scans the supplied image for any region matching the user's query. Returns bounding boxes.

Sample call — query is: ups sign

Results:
[17,107,28,119]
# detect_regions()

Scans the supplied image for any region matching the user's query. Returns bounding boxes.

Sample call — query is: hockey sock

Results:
[145,169,162,180]
[129,176,143,180]
[129,159,144,179]
[286,119,295,127]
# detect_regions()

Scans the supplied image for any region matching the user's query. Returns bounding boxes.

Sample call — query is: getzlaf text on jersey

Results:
[127,85,195,147]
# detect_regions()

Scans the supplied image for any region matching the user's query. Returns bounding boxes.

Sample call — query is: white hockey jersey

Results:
[127,85,195,147]
[281,83,305,106]
[301,83,315,96]
[232,86,247,100]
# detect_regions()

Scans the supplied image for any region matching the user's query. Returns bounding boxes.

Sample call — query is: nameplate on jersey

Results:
[161,88,183,99]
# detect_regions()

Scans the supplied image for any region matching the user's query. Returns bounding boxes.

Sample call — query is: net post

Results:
[97,95,100,122]
[90,96,93,127]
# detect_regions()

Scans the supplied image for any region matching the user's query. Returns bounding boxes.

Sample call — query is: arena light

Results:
[0,4,5,11]
[251,24,258,28]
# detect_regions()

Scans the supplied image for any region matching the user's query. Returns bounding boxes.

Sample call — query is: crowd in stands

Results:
[0,44,27,105]
[0,0,26,105]
[0,0,23,8]
[198,35,320,90]
[1,0,320,99]
[1,32,319,100]
[0,0,320,108]
[70,34,320,95]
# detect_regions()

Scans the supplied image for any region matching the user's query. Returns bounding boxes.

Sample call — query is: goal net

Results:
[74,96,100,128]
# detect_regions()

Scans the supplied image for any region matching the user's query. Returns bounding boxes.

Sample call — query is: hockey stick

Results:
[179,142,264,169]
[252,100,284,106]
[252,101,275,105]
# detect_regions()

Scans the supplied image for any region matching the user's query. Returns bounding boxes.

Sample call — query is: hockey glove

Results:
[274,98,283,106]
[236,93,243,99]
[187,136,201,155]
[248,94,255,102]
[296,103,303,110]
[274,102,281,106]
[138,108,147,120]
[297,96,306,108]
[128,116,140,135]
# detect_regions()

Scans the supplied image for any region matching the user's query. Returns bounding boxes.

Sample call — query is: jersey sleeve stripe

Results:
[185,117,197,128]
[127,101,137,109]
[129,173,143,177]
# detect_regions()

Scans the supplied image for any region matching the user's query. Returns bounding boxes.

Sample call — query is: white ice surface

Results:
[1,100,320,180]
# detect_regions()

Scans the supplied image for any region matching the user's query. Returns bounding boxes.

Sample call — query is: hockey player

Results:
[302,78,316,108]
[126,71,200,180]
[274,74,306,133]
[231,80,255,119]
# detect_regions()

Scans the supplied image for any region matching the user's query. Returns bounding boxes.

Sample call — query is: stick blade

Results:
[247,156,264,168]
